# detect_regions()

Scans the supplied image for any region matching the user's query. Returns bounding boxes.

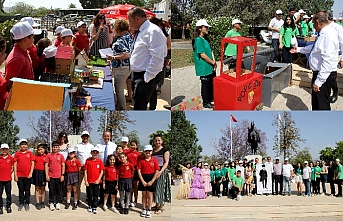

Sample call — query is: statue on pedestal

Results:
[247,121,260,155]
[68,111,84,135]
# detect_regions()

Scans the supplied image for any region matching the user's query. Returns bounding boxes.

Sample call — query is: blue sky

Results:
[185,111,343,160]
[13,111,170,146]
[333,0,343,18]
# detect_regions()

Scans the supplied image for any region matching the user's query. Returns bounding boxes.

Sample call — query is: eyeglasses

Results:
[203,26,209,29]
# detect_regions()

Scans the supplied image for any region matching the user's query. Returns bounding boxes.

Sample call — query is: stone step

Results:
[292,79,343,94]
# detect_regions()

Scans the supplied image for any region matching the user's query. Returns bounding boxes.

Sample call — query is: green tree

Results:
[145,0,161,8]
[272,112,305,160]
[113,130,140,148]
[120,0,145,7]
[79,0,112,9]
[201,154,219,165]
[0,19,17,54]
[319,142,343,163]
[32,7,49,17]
[170,111,202,172]
[0,111,20,154]
[68,3,77,8]
[172,0,196,39]
[290,147,313,166]
[9,2,35,16]
[97,111,135,142]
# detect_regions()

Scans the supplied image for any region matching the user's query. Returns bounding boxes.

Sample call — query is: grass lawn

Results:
[172,48,193,69]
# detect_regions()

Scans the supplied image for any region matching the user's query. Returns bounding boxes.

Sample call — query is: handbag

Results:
[291,35,298,47]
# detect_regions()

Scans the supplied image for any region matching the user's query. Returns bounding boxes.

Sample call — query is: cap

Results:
[204,163,208,166]
[339,17,343,20]
[336,159,340,162]
[143,145,153,151]
[77,21,86,28]
[284,158,289,161]
[19,138,28,144]
[303,15,310,19]
[304,161,308,164]
[1,143,9,149]
[52,141,59,146]
[68,148,76,153]
[232,19,242,25]
[61,29,75,38]
[275,157,280,160]
[81,131,90,136]
[239,160,243,163]
[20,17,34,26]
[43,46,57,58]
[333,17,337,20]
[298,9,306,14]
[121,137,129,142]
[91,146,100,152]
[10,21,34,40]
[195,19,211,27]
[276,10,283,15]
[224,161,228,164]
[54,26,65,35]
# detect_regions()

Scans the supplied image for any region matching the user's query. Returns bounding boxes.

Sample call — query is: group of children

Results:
[0,137,162,218]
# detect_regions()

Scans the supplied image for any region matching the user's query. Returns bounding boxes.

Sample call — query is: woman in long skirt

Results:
[176,162,192,199]
[188,162,207,199]
[201,163,211,196]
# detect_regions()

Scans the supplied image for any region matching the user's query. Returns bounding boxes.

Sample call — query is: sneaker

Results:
[55,203,61,210]
[124,208,129,214]
[87,207,92,213]
[103,205,108,211]
[6,207,11,213]
[92,208,98,214]
[18,204,24,211]
[49,203,55,211]
[72,203,77,210]
[145,209,151,218]
[24,204,30,211]
[41,202,45,209]
[140,209,147,217]
[65,203,70,209]
[0,207,3,214]
[35,203,41,210]
[110,207,119,213]
[130,202,136,207]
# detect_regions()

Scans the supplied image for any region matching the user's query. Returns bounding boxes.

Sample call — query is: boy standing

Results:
[54,26,65,47]
[0,144,14,214]
[14,139,34,211]
[45,141,65,211]
[232,170,244,200]
[60,29,75,47]
[72,21,90,57]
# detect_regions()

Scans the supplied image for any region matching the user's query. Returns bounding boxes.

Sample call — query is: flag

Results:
[230,114,237,122]
[278,113,282,123]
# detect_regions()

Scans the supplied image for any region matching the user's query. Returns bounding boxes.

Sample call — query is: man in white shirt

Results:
[128,7,167,110]
[292,12,339,110]
[268,10,284,62]
[302,161,312,197]
[282,158,293,196]
[75,130,94,199]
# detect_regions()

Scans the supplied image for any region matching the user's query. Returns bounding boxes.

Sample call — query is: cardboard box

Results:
[55,46,75,75]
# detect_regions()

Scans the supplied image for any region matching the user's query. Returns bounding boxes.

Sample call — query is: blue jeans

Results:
[283,176,291,194]
[270,39,280,61]
[303,179,311,196]
[321,174,328,193]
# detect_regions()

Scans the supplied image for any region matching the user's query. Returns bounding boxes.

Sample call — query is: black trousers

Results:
[87,184,100,208]
[274,175,282,194]
[48,178,62,204]
[215,178,221,196]
[222,180,228,196]
[17,177,31,205]
[200,72,215,105]
[329,179,335,195]
[311,71,336,110]
[252,176,257,194]
[149,71,163,110]
[0,181,11,207]
[282,46,293,63]
[132,71,159,110]
[330,71,338,94]
[231,186,239,199]
[211,181,216,196]
[313,179,320,194]
[336,179,343,196]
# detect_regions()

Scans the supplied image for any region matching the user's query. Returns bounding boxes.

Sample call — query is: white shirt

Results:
[75,142,94,165]
[96,140,117,164]
[282,164,293,177]
[265,161,274,173]
[268,17,284,39]
[130,20,167,83]
[329,22,343,61]
[297,25,339,87]
[302,166,312,179]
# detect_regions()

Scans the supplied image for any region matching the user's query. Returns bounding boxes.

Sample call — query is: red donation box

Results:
[214,36,263,110]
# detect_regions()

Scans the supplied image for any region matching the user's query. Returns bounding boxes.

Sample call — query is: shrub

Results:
[0,19,18,54]
[190,16,249,60]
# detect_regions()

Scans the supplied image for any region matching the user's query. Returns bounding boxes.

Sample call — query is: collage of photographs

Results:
[0,0,343,220]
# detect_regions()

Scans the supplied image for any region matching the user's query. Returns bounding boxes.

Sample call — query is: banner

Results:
[256,163,272,194]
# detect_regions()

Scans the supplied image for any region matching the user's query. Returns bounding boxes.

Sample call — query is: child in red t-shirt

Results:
[72,21,90,57]
[127,140,141,207]
[137,145,160,218]
[14,139,34,211]
[118,153,134,215]
[102,154,119,213]
[84,146,104,214]
[64,148,81,210]
[33,144,47,210]
[54,26,64,47]
[45,141,65,211]
[0,144,14,214]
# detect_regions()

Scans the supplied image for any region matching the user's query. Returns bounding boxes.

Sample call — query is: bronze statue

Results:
[247,121,260,155]
[68,111,84,135]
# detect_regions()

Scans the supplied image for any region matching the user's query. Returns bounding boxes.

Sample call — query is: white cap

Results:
[68,148,76,153]
[239,160,243,163]
[19,138,28,144]
[333,17,337,20]
[275,157,280,160]
[1,143,9,149]
[224,161,228,164]
[143,145,153,151]
[54,26,65,35]
[232,19,242,25]
[91,146,100,152]
[285,158,289,161]
[304,161,308,164]
[303,15,310,19]
[339,17,343,20]
[10,21,34,40]
[195,19,211,27]
[121,137,129,142]
[61,29,75,38]
[204,163,208,166]
[276,10,282,15]
[336,159,340,162]
[20,17,34,26]
[77,21,86,28]
[43,46,57,58]
[81,131,90,136]
[298,9,306,14]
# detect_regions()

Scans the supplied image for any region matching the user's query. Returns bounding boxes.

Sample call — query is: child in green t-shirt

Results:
[232,170,244,200]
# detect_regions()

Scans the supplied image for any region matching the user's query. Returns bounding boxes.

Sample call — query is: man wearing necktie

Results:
[128,7,167,110]
[97,131,117,205]
[291,12,339,110]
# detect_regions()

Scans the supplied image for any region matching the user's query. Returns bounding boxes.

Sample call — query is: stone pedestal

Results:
[68,135,82,148]
[245,155,262,162]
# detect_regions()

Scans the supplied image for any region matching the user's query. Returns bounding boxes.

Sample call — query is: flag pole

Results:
[230,113,233,162]
[49,111,52,148]
[278,113,280,157]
